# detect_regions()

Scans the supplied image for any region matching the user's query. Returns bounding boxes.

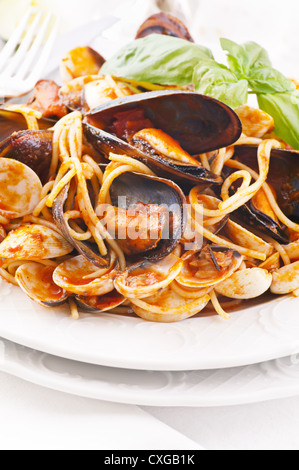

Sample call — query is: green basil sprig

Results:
[102,34,299,149]
[101,34,213,87]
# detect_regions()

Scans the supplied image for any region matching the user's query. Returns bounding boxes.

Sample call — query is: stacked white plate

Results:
[2,7,299,409]
[2,278,299,407]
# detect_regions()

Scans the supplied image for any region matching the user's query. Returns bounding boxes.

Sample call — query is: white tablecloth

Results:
[1,0,299,451]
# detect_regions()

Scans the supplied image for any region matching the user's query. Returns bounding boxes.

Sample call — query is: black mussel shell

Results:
[231,145,299,243]
[0,128,53,184]
[135,12,195,42]
[52,184,110,268]
[109,171,187,261]
[84,91,242,186]
[86,91,242,156]
[83,124,221,187]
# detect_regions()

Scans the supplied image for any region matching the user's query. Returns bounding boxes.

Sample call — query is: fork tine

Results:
[3,12,43,78]
[0,7,35,72]
[15,13,54,81]
[27,18,59,85]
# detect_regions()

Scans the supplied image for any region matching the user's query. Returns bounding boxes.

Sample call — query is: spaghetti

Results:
[1,93,299,323]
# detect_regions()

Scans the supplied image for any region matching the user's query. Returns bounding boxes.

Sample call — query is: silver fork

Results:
[0,7,58,98]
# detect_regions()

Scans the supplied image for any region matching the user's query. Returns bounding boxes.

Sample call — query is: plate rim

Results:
[2,337,299,408]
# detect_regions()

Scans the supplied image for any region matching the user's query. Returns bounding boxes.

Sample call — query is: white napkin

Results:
[145,397,299,451]
[0,371,203,450]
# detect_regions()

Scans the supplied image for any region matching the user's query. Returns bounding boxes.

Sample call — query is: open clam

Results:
[215,268,272,300]
[0,224,73,260]
[75,290,125,314]
[271,261,299,295]
[15,262,69,307]
[84,90,242,185]
[53,255,117,297]
[0,158,42,219]
[231,145,299,243]
[176,246,243,290]
[130,286,210,323]
[114,253,184,300]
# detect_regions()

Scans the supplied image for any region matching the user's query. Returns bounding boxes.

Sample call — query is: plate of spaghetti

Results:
[1,13,299,371]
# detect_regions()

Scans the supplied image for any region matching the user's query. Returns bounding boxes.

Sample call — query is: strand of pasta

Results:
[210,290,231,320]
[188,206,266,261]
[190,140,280,222]
[22,215,64,235]
[108,153,156,176]
[67,114,127,270]
[0,267,19,285]
[68,297,79,320]
[210,147,227,176]
[82,155,104,184]
[5,105,42,130]
[261,234,291,266]
[63,210,92,241]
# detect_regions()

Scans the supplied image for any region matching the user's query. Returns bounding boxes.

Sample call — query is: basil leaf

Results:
[220,38,272,78]
[248,66,295,94]
[101,34,214,86]
[257,91,299,150]
[193,60,248,108]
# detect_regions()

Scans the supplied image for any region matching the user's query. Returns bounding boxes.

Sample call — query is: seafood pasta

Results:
[0,15,299,322]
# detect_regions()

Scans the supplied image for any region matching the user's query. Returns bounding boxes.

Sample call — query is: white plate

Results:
[1,280,299,371]
[2,336,299,407]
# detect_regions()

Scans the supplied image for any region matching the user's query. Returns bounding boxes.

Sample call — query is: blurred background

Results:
[0,0,298,77]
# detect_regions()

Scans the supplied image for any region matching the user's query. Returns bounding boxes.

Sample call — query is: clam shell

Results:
[15,262,68,307]
[131,287,210,323]
[0,225,74,260]
[53,255,116,296]
[75,290,125,313]
[176,247,243,289]
[0,158,42,219]
[215,268,272,300]
[114,253,183,300]
[271,261,299,295]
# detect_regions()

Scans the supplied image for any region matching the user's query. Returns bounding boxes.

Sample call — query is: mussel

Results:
[135,12,195,42]
[15,262,69,307]
[84,90,242,186]
[108,171,186,260]
[231,145,299,243]
[53,169,186,265]
[0,110,54,183]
